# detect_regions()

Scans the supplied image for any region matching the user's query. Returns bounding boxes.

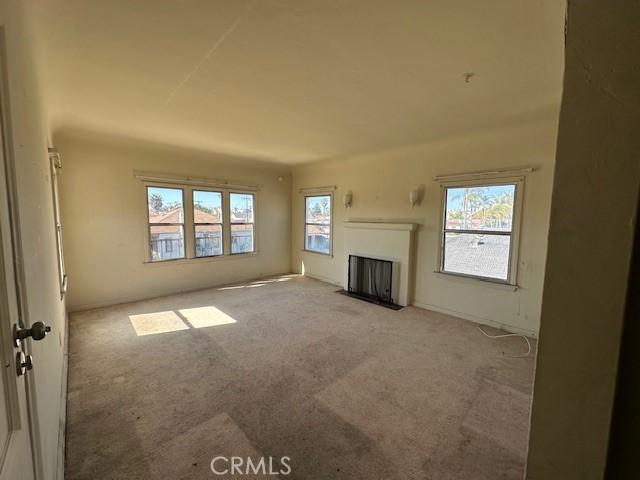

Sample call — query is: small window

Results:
[193,190,223,257]
[230,193,255,254]
[304,194,332,255]
[440,182,519,283]
[147,186,185,261]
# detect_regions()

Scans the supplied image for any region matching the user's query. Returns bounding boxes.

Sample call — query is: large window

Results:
[304,194,332,255]
[147,186,186,261]
[193,190,223,257]
[145,185,256,262]
[230,193,255,254]
[440,181,521,283]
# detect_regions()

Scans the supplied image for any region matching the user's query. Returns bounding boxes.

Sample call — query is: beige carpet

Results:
[65,274,536,479]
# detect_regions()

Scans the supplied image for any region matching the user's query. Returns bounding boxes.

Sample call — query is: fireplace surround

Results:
[342,221,416,307]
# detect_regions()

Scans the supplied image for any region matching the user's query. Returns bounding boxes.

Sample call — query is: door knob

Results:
[13,322,52,347]
[16,352,33,376]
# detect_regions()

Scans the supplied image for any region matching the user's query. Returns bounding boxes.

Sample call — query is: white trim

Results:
[298,185,337,194]
[344,221,416,232]
[303,272,343,287]
[412,300,537,338]
[0,34,44,478]
[55,312,69,480]
[300,249,333,258]
[68,272,294,313]
[134,171,260,191]
[433,167,534,182]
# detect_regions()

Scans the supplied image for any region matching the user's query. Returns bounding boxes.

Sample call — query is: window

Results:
[440,181,521,283]
[230,193,255,254]
[49,149,67,297]
[144,182,257,262]
[147,186,185,261]
[193,190,223,257]
[304,194,332,255]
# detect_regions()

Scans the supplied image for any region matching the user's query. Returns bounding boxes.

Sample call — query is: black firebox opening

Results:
[340,255,401,310]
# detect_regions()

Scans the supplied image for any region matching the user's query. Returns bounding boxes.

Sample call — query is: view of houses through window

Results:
[305,194,331,254]
[148,186,185,261]
[146,186,255,261]
[193,190,223,257]
[442,183,517,281]
[230,193,255,254]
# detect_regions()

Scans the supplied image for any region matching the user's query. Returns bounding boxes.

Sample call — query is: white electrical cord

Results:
[477,326,532,358]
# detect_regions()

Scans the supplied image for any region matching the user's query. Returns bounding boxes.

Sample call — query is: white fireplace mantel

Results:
[343,221,416,306]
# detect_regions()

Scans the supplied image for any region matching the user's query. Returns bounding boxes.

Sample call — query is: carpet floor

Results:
[65,274,536,479]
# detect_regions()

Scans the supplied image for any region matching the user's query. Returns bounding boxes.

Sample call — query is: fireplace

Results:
[342,221,416,307]
[345,255,400,309]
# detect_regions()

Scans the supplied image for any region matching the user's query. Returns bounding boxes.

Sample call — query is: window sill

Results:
[433,271,519,291]
[302,249,333,258]
[144,251,258,266]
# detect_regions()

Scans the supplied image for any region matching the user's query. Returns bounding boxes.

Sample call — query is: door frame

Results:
[0,27,43,480]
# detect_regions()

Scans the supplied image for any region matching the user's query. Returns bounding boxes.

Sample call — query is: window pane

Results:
[305,195,331,224]
[445,184,515,232]
[305,225,331,254]
[230,193,254,223]
[195,225,223,257]
[443,232,510,280]
[147,187,184,224]
[149,225,184,261]
[231,224,254,253]
[193,191,222,223]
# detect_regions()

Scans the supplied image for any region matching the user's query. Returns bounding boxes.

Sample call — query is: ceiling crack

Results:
[163,0,259,107]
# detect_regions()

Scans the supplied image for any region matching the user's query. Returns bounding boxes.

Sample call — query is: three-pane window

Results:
[146,185,255,262]
[304,195,332,255]
[441,182,519,283]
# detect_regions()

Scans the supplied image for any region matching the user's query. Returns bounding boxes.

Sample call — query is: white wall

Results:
[527,1,640,477]
[291,115,560,335]
[1,1,67,478]
[56,130,292,311]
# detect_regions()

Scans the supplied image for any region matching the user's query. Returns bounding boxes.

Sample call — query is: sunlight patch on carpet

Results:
[129,311,189,336]
[178,306,237,328]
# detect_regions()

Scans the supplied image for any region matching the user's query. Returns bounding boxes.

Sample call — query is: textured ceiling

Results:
[28,0,565,164]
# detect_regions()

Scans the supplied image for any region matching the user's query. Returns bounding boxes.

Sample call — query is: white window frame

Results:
[193,188,224,258]
[146,185,186,262]
[229,191,256,255]
[437,176,524,285]
[303,192,333,256]
[49,149,68,298]
[142,182,258,263]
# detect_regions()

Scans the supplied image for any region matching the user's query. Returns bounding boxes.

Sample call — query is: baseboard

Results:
[303,272,343,288]
[56,311,70,480]
[68,271,296,313]
[412,300,538,338]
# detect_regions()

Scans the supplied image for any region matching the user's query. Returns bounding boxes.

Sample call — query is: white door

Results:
[0,73,35,480]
